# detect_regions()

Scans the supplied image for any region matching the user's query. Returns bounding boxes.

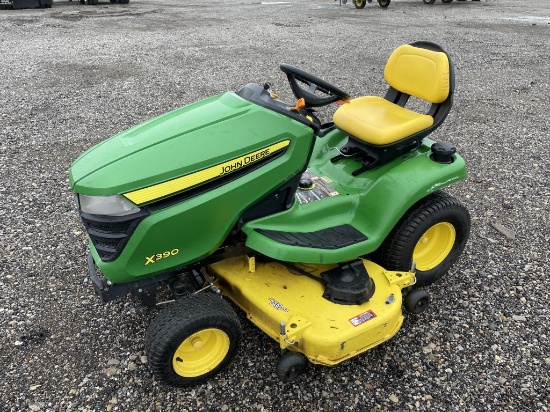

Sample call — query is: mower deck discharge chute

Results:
[70,41,470,385]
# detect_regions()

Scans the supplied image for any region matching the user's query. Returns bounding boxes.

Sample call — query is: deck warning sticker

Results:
[296,169,340,204]
[349,310,377,327]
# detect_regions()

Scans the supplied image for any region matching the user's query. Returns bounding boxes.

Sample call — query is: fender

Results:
[242,130,466,263]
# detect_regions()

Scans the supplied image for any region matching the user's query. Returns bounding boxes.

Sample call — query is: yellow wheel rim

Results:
[172,328,230,377]
[413,222,456,271]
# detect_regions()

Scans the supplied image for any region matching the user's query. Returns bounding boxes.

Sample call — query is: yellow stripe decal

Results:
[124,140,291,205]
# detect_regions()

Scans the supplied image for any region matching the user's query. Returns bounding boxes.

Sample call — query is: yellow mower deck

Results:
[210,257,415,366]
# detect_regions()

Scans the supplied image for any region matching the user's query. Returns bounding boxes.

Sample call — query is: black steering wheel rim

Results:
[280,64,350,108]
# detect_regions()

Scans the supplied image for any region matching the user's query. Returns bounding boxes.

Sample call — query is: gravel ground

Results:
[1,0,549,410]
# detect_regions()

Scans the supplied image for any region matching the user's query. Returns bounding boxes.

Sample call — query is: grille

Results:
[80,210,149,262]
[86,219,133,235]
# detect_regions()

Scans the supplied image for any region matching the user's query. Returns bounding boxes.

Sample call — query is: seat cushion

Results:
[333,96,434,146]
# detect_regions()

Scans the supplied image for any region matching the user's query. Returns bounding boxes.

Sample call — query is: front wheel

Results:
[442,0,454,3]
[354,0,366,8]
[423,0,436,4]
[146,293,242,386]
[378,0,390,7]
[372,191,470,287]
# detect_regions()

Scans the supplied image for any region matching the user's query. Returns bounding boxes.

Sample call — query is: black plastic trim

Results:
[255,224,367,250]
[236,83,320,133]
[87,252,175,304]
[321,259,375,305]
[79,209,149,262]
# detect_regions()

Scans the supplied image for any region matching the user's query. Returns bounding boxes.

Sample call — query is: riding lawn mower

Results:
[70,41,470,385]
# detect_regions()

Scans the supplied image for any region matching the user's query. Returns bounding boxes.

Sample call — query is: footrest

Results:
[255,224,367,250]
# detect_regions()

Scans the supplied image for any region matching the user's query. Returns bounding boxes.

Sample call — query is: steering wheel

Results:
[280,64,350,108]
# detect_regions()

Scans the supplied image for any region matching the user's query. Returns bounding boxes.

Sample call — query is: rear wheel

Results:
[378,0,390,7]
[146,293,242,386]
[354,0,366,8]
[423,0,436,3]
[442,0,454,3]
[372,191,470,287]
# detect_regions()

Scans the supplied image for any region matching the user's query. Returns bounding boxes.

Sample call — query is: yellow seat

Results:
[333,42,453,149]
[333,96,434,146]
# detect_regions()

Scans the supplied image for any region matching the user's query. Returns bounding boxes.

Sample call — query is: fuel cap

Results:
[298,178,315,190]
[430,142,456,164]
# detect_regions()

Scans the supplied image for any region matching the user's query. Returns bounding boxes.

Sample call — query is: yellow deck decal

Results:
[124,140,290,205]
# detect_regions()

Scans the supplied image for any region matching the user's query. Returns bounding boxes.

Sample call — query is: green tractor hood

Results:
[70,92,302,201]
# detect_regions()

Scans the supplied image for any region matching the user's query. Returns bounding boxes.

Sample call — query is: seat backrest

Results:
[384,44,451,104]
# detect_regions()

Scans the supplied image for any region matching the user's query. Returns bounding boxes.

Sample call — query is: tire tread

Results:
[146,293,241,386]
[372,191,470,286]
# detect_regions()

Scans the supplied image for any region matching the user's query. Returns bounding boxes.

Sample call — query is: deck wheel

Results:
[404,289,430,314]
[276,351,308,383]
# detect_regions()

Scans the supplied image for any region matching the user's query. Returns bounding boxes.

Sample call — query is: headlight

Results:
[78,194,141,216]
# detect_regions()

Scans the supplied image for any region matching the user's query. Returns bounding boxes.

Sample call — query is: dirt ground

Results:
[0,0,549,411]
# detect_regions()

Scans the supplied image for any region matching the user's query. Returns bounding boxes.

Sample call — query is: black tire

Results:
[146,293,242,387]
[276,351,308,383]
[404,289,430,314]
[423,0,436,3]
[372,191,470,287]
[378,0,390,7]
[354,0,366,9]
[442,0,454,3]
